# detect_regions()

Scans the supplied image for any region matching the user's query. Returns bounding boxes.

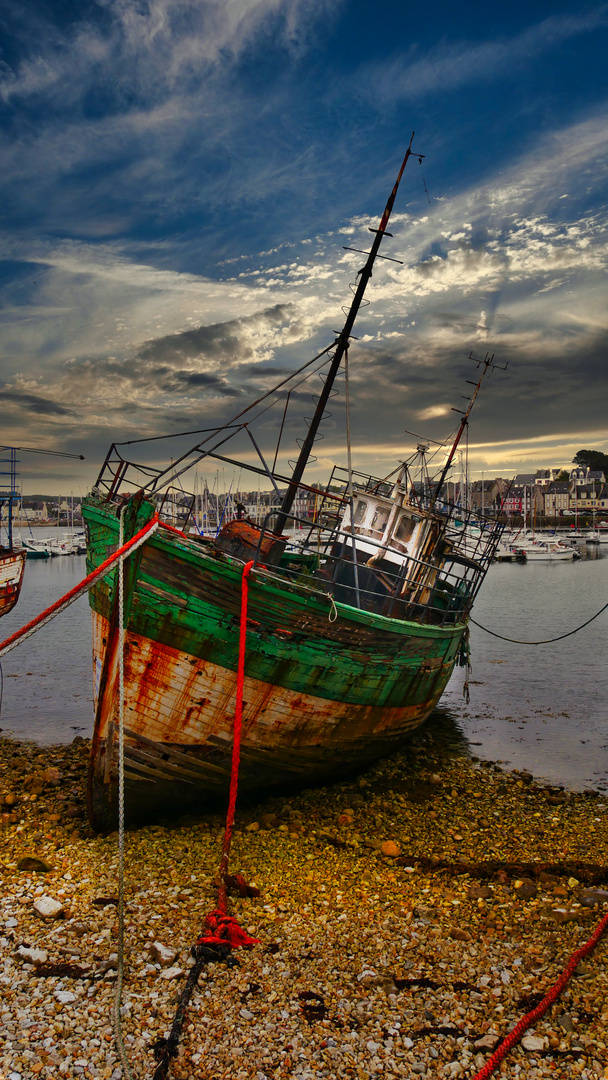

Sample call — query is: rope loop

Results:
[471,598,608,646]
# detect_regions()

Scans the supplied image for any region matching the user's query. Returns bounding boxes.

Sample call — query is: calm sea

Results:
[1,530,607,792]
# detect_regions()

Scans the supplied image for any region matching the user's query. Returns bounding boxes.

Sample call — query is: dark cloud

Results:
[1,389,76,416]
[171,371,241,395]
[137,304,295,367]
[431,310,485,332]
[241,364,292,378]
[54,304,299,407]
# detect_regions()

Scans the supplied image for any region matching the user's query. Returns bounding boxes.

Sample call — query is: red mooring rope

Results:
[196,559,259,952]
[152,560,260,1080]
[472,907,608,1078]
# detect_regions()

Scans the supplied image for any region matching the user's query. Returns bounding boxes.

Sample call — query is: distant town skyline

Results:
[10,450,606,502]
[1,1,608,494]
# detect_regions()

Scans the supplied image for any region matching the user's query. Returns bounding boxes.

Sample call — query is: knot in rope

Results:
[197,910,260,951]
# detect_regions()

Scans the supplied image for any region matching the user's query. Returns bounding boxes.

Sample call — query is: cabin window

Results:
[395,516,415,544]
[353,500,367,525]
[370,507,389,533]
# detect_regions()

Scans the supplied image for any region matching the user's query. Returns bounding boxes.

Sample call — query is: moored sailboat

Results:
[83,138,505,830]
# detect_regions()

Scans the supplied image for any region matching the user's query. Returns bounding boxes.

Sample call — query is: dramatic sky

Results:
[1,0,608,496]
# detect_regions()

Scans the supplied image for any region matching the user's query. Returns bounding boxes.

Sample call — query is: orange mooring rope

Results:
[472,906,608,1078]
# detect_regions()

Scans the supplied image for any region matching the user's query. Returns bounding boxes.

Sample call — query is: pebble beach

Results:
[2,729,608,1080]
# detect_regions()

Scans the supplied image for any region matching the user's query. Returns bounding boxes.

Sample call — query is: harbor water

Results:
[0,531,607,792]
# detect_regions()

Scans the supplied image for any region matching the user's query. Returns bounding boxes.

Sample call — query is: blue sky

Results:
[1,0,608,494]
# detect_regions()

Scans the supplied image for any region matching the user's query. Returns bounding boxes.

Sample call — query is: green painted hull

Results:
[83,496,466,828]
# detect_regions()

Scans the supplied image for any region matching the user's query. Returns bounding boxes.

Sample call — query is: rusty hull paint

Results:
[83,495,465,828]
[88,611,455,827]
[214,519,287,565]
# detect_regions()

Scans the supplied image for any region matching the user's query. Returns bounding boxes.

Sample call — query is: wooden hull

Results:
[0,550,26,618]
[83,498,466,829]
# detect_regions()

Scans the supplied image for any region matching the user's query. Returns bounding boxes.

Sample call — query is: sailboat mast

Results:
[429,353,496,511]
[273,133,421,536]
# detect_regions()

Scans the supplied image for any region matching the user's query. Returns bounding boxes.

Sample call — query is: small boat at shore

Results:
[0,448,26,617]
[493,538,525,562]
[83,140,505,830]
[0,548,26,617]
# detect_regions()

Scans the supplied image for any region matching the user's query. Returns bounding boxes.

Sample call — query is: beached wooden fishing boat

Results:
[83,138,504,830]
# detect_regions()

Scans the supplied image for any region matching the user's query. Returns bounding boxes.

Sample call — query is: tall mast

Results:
[429,353,503,510]
[273,133,422,535]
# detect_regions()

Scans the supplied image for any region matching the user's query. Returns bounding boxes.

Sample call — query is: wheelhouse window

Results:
[395,515,416,544]
[370,507,389,533]
[352,500,367,525]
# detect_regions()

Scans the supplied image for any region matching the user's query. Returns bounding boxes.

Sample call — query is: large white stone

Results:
[33,896,64,920]
[16,945,48,963]
[522,1035,546,1052]
[148,940,178,967]
[159,965,184,980]
[54,990,76,1004]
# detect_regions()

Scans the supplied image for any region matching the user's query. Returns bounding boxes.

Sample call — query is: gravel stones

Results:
[514,877,538,899]
[1,732,608,1080]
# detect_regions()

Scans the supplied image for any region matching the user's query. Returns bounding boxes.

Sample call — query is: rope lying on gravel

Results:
[0,513,160,660]
[470,598,608,645]
[471,906,608,1079]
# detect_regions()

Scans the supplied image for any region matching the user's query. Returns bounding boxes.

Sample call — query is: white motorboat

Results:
[22,536,53,559]
[517,540,580,561]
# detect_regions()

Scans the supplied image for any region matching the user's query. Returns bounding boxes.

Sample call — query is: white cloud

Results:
[417,404,451,421]
[358,6,608,102]
[0,0,337,104]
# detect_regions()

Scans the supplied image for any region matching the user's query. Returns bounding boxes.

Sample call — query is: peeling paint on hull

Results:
[83,497,466,830]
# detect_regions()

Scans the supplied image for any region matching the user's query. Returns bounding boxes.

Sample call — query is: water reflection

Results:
[441,544,608,792]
